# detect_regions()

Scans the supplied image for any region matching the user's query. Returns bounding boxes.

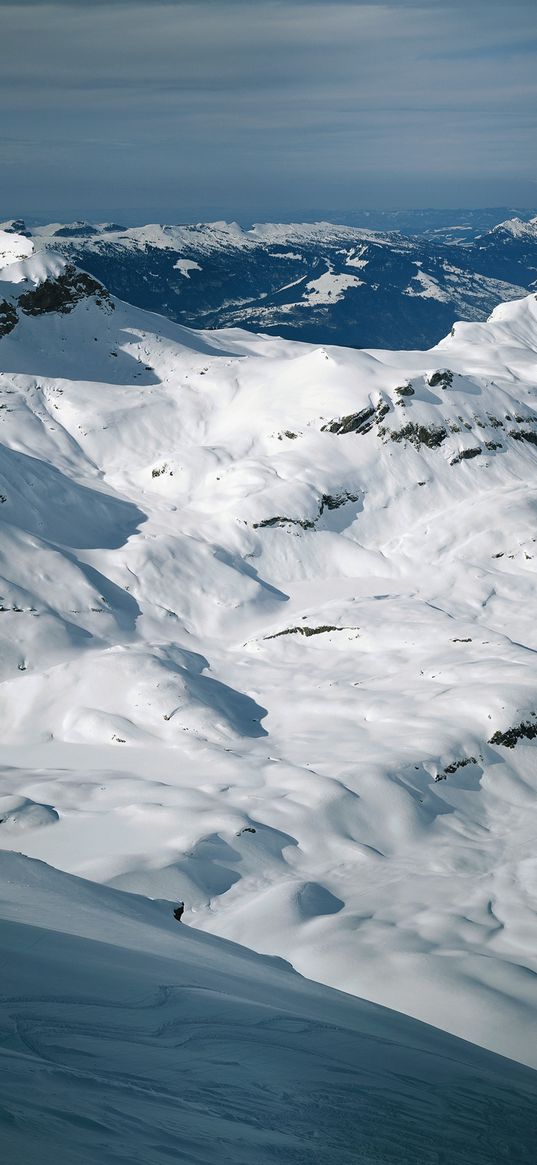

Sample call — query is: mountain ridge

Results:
[6,214,534,351]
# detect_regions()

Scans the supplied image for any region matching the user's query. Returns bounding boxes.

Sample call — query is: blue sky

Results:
[1,0,536,223]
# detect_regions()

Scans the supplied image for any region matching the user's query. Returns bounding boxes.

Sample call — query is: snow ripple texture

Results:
[1,852,536,1164]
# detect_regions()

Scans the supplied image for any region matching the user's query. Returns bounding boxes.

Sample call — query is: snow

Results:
[0,249,66,289]
[403,263,450,302]
[345,245,369,269]
[1,235,537,1082]
[174,258,202,278]
[303,268,364,304]
[248,221,390,246]
[29,218,396,258]
[492,215,537,240]
[268,250,303,260]
[0,229,34,271]
[27,221,530,345]
[1,851,536,1165]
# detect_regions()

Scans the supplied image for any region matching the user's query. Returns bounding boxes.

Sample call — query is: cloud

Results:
[1,1,536,220]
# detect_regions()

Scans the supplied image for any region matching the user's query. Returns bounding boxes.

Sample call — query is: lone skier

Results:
[173,901,185,923]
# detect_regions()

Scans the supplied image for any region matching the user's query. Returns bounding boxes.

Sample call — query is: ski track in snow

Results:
[1,230,537,1081]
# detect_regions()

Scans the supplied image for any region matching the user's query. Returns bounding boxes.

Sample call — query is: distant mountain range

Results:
[240,206,537,241]
[4,211,536,350]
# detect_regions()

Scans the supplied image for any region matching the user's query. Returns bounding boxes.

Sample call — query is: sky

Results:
[1,0,536,224]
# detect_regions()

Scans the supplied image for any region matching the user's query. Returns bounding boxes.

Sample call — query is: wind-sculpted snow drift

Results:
[1,229,537,1097]
[1,852,536,1165]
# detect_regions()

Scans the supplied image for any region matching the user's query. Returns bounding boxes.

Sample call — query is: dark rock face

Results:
[3,219,31,237]
[18,267,111,316]
[322,406,376,435]
[0,301,18,337]
[319,491,359,511]
[428,370,453,389]
[252,490,360,534]
[490,719,537,748]
[0,263,113,341]
[511,430,537,447]
[389,423,448,449]
[450,447,482,465]
[322,402,389,435]
[266,624,351,639]
[253,515,316,531]
[53,223,101,238]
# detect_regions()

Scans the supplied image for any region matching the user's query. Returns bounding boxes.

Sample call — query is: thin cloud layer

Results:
[1,1,536,221]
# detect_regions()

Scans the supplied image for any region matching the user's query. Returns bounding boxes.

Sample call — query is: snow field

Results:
[1,851,536,1165]
[1,233,537,1071]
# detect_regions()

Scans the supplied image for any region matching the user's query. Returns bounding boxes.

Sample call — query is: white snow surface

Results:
[174,258,202,278]
[492,215,537,240]
[404,264,450,302]
[28,219,395,256]
[303,268,364,304]
[345,245,369,269]
[0,230,68,289]
[0,229,34,271]
[1,235,537,1074]
[2,851,536,1165]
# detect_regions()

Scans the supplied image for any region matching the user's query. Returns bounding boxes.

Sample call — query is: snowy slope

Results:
[1,231,537,1072]
[17,217,531,350]
[492,214,537,241]
[468,214,537,288]
[3,852,536,1165]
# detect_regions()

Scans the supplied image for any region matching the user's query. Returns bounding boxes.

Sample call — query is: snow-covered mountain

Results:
[11,216,534,350]
[469,214,537,286]
[1,228,537,1085]
[2,850,536,1165]
[283,206,537,241]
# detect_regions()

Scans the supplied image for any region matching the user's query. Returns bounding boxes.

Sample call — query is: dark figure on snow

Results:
[173,902,185,922]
